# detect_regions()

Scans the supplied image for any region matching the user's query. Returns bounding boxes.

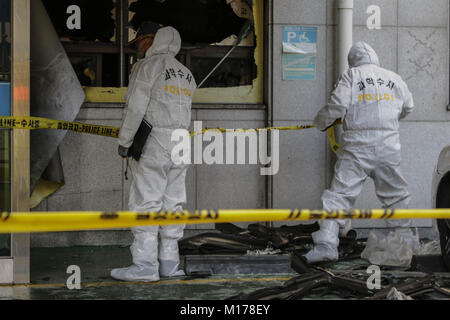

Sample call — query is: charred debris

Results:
[179,222,450,300]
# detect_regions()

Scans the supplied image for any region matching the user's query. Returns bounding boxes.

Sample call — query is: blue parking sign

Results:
[283,26,317,54]
[282,26,317,80]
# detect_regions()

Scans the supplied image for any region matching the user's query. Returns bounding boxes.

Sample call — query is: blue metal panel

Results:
[0,82,10,116]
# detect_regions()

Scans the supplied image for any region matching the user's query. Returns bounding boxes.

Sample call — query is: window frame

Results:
[62,0,265,106]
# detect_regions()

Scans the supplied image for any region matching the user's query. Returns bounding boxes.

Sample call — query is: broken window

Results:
[42,0,261,97]
[0,0,10,82]
[43,0,123,87]
[188,47,256,88]
[43,0,116,43]
[128,0,257,88]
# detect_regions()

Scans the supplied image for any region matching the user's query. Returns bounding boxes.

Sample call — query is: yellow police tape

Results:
[189,124,315,136]
[0,209,449,233]
[0,116,121,138]
[0,116,340,153]
[327,126,340,154]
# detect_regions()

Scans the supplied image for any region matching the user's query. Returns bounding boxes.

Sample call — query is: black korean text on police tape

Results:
[136,210,219,221]
[381,209,395,219]
[57,122,119,137]
[0,118,40,129]
[20,119,40,128]
[299,209,375,220]
[100,212,119,220]
[288,210,301,219]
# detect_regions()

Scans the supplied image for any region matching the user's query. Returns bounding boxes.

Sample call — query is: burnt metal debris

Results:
[227,250,450,300]
[180,222,450,300]
[227,271,375,300]
[227,268,450,300]
[179,222,363,257]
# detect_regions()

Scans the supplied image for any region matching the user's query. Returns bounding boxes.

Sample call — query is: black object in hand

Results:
[128,119,153,161]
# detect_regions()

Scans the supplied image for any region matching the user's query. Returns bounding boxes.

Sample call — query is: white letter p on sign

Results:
[287,32,297,42]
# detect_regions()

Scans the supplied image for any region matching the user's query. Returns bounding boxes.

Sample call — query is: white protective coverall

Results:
[305,41,414,263]
[112,26,197,281]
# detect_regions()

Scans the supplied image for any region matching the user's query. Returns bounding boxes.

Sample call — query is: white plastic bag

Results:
[361,229,420,267]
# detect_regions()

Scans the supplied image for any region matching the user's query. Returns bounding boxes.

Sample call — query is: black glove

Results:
[118,145,129,158]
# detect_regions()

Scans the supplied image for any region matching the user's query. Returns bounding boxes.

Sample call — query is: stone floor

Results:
[1,246,448,300]
[0,246,295,300]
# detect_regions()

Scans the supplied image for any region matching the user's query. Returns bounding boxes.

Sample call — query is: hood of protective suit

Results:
[146,26,181,57]
[348,41,380,68]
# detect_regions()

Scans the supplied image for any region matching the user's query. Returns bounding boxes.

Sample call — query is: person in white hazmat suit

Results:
[305,41,414,264]
[112,24,197,281]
